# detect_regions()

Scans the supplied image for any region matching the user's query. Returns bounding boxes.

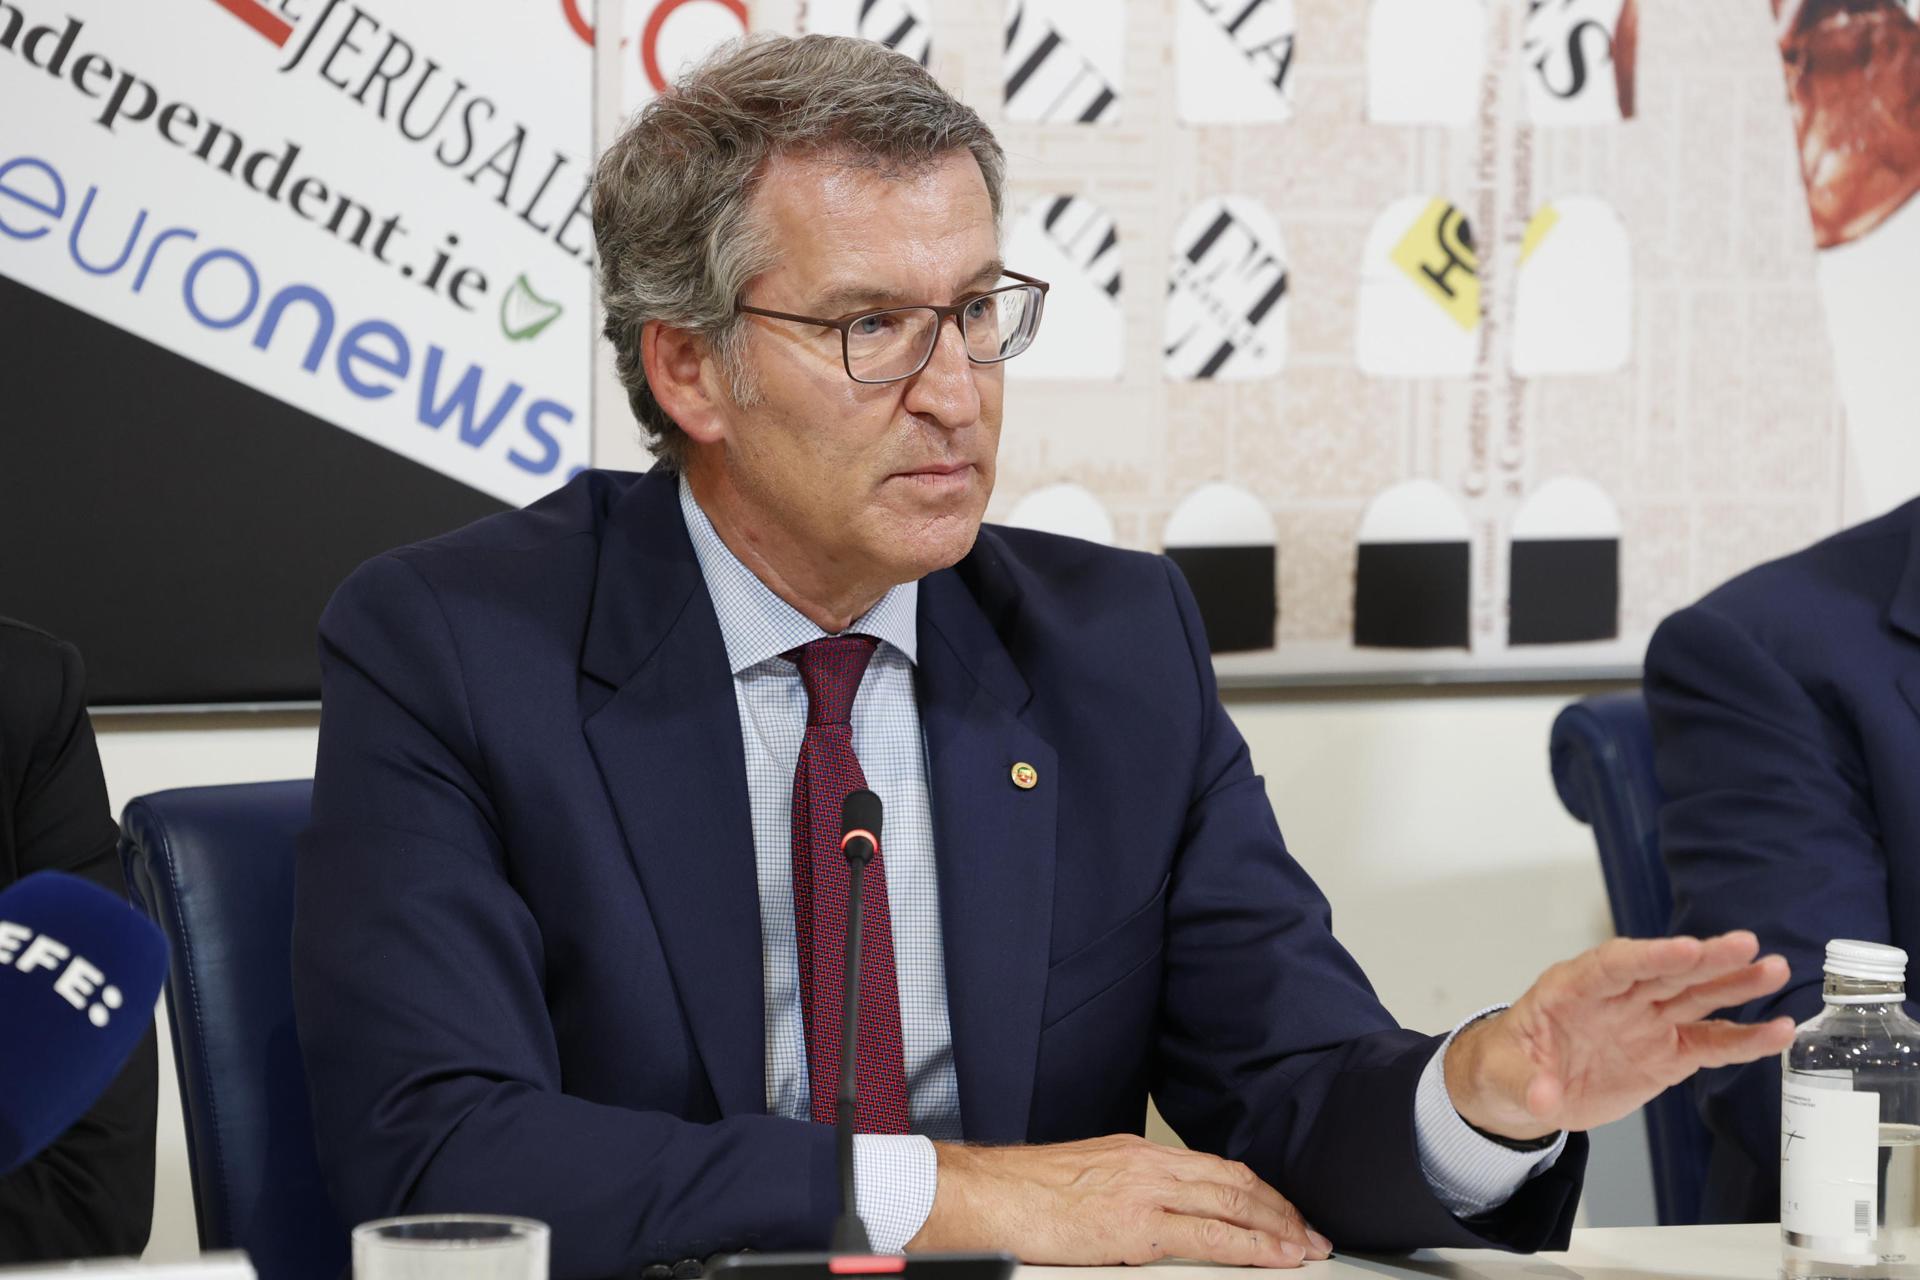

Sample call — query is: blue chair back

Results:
[1549,691,1710,1227]
[119,780,344,1280]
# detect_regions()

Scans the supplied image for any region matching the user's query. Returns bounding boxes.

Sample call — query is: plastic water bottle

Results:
[1783,940,1920,1280]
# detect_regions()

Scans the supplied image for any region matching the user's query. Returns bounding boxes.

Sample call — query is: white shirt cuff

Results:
[1414,1005,1570,1218]
[852,1133,938,1254]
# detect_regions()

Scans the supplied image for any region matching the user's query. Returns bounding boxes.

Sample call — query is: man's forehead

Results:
[758,147,989,216]
[753,151,999,303]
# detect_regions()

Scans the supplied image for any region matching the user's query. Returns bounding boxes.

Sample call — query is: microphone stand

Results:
[831,835,875,1255]
[708,792,1013,1280]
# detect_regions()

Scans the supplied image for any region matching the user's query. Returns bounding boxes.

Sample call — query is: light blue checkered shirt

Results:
[677,478,1564,1251]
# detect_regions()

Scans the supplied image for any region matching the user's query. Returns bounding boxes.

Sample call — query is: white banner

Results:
[0,0,596,506]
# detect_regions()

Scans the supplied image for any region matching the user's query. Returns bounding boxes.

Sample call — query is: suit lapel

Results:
[1888,508,1920,722]
[918,557,1058,1142]
[1889,508,1920,648]
[580,470,765,1118]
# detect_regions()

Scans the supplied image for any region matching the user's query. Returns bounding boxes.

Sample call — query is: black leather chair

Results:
[1550,691,1712,1226]
[120,779,345,1280]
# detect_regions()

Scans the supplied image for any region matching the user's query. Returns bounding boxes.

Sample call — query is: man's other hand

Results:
[906,1134,1332,1267]
[1445,931,1797,1141]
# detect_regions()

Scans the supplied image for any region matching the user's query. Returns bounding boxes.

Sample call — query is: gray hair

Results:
[592,34,1008,469]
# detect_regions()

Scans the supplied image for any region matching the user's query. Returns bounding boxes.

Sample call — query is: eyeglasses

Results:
[735,270,1050,384]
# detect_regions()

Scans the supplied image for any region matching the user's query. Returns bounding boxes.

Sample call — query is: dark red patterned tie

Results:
[787,635,911,1133]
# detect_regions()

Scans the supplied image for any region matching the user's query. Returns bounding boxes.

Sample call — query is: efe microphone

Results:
[0,870,168,1174]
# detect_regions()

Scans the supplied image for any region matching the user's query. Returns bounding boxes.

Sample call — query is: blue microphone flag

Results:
[0,871,167,1174]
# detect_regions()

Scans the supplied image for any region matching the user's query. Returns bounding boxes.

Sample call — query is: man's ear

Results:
[642,321,728,446]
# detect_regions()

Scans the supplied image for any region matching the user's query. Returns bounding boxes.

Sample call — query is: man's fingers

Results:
[1654,956,1791,1023]
[1676,1016,1798,1069]
[1161,1173,1320,1257]
[1623,939,1762,1003]
[1166,1154,1317,1238]
[1142,1211,1309,1268]
[1575,936,1704,998]
[1573,932,1760,999]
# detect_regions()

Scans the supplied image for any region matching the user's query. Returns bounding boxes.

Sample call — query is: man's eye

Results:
[853,314,892,337]
[965,297,993,321]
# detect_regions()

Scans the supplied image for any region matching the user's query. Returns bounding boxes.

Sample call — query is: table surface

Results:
[1018,1222,1779,1280]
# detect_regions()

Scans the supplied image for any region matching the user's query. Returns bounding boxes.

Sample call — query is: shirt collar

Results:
[678,473,919,674]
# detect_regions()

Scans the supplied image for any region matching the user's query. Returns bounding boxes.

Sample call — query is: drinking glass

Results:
[352,1214,549,1280]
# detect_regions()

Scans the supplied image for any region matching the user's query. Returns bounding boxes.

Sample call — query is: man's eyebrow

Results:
[810,259,1006,315]
[957,258,1007,292]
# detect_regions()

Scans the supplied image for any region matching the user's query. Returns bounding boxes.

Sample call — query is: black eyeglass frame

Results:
[734,269,1051,384]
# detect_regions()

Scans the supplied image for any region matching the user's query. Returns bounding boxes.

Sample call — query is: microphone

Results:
[0,870,167,1174]
[831,789,883,1255]
[707,792,1013,1280]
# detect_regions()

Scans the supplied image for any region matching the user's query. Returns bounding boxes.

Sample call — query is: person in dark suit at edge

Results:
[294,35,1795,1279]
[1648,501,1920,1222]
[0,617,156,1259]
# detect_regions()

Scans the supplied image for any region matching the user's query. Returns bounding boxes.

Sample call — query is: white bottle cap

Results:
[1825,939,1908,983]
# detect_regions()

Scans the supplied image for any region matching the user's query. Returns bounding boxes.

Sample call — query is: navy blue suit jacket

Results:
[293,468,1584,1278]
[1647,500,1920,1223]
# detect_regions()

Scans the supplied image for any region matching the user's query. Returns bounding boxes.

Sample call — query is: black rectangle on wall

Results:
[1509,538,1619,645]
[1166,544,1277,653]
[0,275,508,705]
[1353,542,1470,649]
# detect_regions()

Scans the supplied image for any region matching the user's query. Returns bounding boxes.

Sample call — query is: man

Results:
[1647,500,1920,1222]
[0,618,156,1259]
[295,35,1792,1279]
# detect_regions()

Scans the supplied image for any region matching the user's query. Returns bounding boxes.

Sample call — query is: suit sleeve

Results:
[0,636,157,1260]
[1147,559,1585,1254]
[1646,601,1882,1190]
[294,555,837,1280]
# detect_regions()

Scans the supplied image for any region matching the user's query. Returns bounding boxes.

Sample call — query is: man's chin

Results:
[869,468,992,573]
[875,510,985,583]
[926,522,983,574]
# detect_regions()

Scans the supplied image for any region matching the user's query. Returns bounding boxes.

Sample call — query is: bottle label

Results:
[1782,1069,1881,1250]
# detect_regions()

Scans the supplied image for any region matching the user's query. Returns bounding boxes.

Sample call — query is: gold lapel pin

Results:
[1010,762,1039,790]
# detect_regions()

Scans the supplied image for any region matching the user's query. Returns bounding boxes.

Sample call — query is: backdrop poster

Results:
[536,0,1920,690]
[1774,0,1920,523]
[0,0,596,702]
[705,2,1852,684]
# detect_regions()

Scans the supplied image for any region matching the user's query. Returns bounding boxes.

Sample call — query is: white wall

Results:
[94,686,1650,1261]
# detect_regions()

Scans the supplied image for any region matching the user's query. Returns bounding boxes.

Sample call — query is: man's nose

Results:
[902,315,983,429]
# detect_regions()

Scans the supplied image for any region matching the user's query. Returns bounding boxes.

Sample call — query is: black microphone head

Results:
[0,871,167,1175]
[839,789,882,862]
